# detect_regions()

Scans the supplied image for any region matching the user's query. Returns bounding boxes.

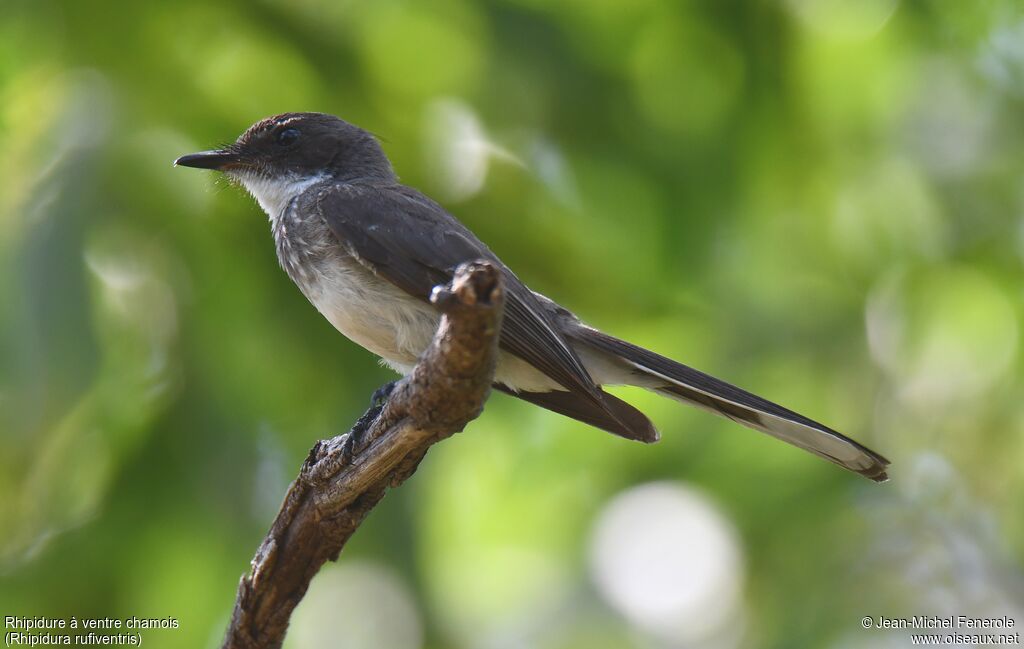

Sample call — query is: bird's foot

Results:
[340,380,398,460]
[370,380,398,410]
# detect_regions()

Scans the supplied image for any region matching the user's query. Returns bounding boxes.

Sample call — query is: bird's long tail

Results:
[574,329,890,482]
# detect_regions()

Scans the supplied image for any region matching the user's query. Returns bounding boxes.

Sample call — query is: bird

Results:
[175,112,889,482]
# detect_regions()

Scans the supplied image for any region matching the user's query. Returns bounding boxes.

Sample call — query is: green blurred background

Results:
[2,0,1022,647]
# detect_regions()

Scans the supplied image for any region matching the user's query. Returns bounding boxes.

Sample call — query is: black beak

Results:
[174,149,240,170]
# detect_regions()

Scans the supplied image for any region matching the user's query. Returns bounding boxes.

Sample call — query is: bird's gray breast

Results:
[272,196,440,367]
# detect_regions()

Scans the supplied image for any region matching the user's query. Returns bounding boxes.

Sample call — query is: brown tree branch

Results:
[222,261,505,649]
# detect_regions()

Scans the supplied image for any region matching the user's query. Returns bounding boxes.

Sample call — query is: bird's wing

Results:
[312,183,604,401]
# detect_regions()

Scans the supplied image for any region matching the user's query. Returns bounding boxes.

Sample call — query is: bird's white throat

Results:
[236,171,327,221]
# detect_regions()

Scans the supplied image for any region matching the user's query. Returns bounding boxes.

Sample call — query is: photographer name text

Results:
[867,615,1015,630]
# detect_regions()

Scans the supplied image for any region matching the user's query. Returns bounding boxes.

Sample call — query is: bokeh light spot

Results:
[289,561,423,649]
[424,97,519,202]
[589,482,745,646]
[786,0,900,40]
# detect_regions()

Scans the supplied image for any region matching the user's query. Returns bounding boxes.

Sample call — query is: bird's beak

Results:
[173,149,241,170]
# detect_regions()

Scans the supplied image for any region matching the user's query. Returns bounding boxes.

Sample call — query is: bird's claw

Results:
[340,381,398,461]
[370,380,397,410]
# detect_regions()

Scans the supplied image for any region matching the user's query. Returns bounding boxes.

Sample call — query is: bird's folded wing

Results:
[312,183,603,401]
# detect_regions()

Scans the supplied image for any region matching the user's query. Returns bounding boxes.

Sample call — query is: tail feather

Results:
[494,384,660,443]
[576,330,890,482]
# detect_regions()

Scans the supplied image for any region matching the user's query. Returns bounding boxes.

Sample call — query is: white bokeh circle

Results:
[589,482,745,646]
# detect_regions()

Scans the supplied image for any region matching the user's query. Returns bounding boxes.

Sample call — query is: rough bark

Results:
[222,261,505,649]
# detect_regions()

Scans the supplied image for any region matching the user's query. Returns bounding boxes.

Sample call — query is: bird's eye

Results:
[276,128,300,146]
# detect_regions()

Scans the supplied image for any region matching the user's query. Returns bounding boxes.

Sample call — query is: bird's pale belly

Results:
[300,257,438,365]
[296,254,564,392]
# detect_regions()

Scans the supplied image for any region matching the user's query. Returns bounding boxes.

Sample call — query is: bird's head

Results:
[175,112,394,215]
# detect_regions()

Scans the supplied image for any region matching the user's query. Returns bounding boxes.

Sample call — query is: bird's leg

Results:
[340,380,398,460]
[370,380,398,409]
